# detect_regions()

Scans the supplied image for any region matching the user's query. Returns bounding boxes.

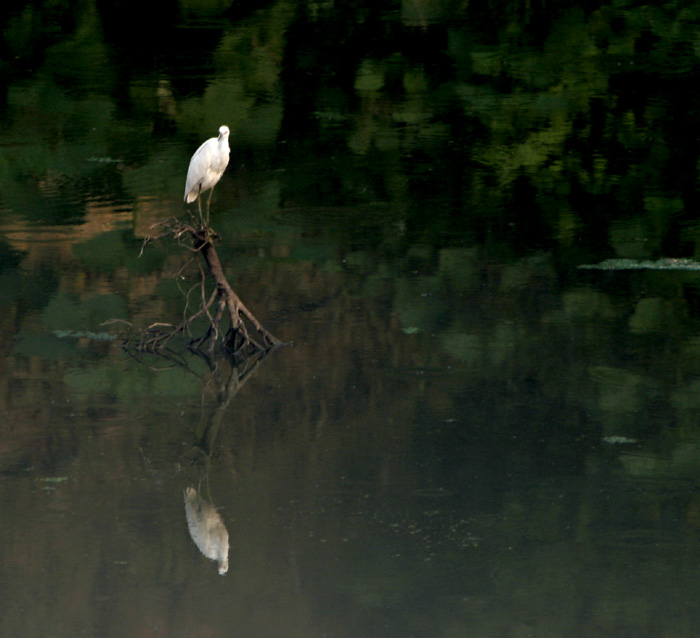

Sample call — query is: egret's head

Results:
[218,125,230,139]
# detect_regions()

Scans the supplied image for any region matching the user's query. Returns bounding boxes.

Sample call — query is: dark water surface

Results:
[3,0,700,636]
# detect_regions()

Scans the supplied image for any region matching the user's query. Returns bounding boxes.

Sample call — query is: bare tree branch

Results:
[124,220,282,357]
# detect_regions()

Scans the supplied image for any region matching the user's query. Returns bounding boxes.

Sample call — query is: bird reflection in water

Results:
[184,487,230,575]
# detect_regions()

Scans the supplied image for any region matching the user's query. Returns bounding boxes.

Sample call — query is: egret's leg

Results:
[197,196,204,227]
[206,188,214,225]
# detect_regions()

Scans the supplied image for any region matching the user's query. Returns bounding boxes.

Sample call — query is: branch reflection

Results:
[178,348,275,575]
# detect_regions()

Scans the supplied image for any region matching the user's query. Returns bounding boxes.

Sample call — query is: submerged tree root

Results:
[123,217,282,357]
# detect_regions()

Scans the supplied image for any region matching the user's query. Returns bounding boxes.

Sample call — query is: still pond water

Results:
[3,0,700,636]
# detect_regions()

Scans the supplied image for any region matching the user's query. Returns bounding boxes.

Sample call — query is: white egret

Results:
[184,487,230,575]
[184,125,230,225]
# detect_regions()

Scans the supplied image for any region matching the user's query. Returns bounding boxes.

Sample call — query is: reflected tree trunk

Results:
[178,347,272,575]
[185,348,268,462]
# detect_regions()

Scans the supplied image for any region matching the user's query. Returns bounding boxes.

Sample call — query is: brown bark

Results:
[124,220,282,357]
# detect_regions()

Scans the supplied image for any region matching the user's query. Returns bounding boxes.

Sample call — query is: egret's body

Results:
[184,487,229,575]
[184,125,230,224]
